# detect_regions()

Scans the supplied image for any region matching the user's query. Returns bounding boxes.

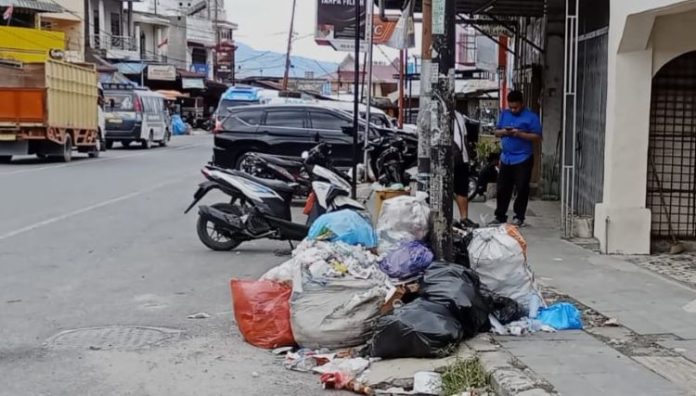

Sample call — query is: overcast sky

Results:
[225,0,421,63]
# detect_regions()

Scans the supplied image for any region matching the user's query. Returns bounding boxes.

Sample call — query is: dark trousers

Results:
[495,156,534,222]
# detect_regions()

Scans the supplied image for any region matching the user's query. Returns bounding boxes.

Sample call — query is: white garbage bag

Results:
[376,196,431,253]
[468,225,542,308]
[290,272,387,350]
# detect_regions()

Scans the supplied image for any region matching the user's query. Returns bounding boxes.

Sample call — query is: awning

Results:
[156,90,188,100]
[114,62,146,75]
[0,0,63,13]
[383,0,545,17]
[40,12,81,22]
[182,78,205,89]
[388,79,499,102]
[133,12,170,26]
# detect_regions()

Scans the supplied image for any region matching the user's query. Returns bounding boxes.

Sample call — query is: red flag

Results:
[3,5,13,21]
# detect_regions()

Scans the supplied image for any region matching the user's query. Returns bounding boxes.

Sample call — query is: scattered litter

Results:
[553,258,563,262]
[312,357,370,376]
[413,371,442,395]
[320,372,373,394]
[490,315,556,336]
[231,280,295,349]
[375,387,414,395]
[88,346,102,351]
[603,318,620,327]
[379,241,434,279]
[376,196,430,253]
[251,371,259,378]
[283,349,334,372]
[537,302,583,330]
[186,312,210,319]
[271,346,293,355]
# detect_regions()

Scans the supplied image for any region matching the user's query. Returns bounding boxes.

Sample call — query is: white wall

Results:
[594,0,696,254]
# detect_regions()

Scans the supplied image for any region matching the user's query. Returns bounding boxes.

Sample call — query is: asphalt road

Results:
[0,135,327,395]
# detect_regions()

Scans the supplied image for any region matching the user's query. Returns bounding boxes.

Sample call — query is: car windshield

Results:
[104,93,134,111]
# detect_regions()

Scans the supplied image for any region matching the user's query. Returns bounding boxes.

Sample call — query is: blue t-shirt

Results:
[496,108,542,165]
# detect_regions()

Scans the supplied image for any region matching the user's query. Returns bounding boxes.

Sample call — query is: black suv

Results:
[212,104,384,169]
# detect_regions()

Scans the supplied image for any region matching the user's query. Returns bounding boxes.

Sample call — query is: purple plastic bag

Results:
[379,241,434,279]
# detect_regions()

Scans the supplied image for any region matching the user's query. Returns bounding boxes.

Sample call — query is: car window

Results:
[265,110,305,128]
[310,111,352,131]
[222,109,263,129]
[104,93,134,111]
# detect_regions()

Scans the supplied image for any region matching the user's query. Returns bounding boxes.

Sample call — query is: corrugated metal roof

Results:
[0,0,64,13]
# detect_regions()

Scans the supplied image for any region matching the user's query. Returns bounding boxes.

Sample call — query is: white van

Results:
[103,83,171,149]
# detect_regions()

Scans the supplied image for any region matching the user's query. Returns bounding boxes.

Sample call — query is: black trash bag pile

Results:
[419,262,491,338]
[370,262,493,359]
[480,284,526,325]
[370,298,464,359]
[452,228,473,267]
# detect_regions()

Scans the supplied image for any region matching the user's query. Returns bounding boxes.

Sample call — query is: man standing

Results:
[493,90,542,227]
[453,110,474,226]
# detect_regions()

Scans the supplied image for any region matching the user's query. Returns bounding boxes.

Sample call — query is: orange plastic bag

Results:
[230,279,295,349]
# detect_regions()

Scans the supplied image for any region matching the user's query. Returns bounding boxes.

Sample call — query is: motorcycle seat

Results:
[228,170,298,195]
[253,153,303,168]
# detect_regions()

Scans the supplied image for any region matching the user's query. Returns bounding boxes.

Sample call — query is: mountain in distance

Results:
[234,42,338,80]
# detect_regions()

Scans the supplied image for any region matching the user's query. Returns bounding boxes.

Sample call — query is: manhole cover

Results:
[45,326,181,350]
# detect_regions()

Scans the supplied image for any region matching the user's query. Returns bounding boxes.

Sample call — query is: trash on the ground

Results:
[603,317,620,327]
[308,210,378,248]
[468,225,543,309]
[376,196,430,253]
[171,114,188,135]
[379,241,434,279]
[419,262,491,338]
[230,279,295,349]
[283,348,335,372]
[489,315,556,336]
[380,281,420,314]
[537,302,584,330]
[312,357,370,376]
[374,387,415,395]
[527,293,543,319]
[452,227,474,267]
[320,372,373,394]
[481,286,525,325]
[290,270,386,350]
[251,371,260,378]
[271,346,294,355]
[370,298,464,359]
[413,371,443,395]
[186,312,210,319]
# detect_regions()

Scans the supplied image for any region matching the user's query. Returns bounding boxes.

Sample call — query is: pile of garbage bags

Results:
[229,197,581,378]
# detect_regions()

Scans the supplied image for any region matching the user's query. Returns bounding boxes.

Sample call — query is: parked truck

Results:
[0,59,101,162]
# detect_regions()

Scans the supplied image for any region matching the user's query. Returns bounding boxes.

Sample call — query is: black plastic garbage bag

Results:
[452,229,473,267]
[370,298,464,359]
[480,284,525,325]
[419,262,491,338]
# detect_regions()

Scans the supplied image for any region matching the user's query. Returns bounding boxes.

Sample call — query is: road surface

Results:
[0,135,324,395]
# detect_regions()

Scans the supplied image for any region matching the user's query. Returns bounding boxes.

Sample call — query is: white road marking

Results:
[0,142,206,178]
[0,177,186,242]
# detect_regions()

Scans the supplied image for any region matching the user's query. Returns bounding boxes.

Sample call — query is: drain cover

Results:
[45,326,181,350]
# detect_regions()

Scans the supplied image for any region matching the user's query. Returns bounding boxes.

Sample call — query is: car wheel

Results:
[0,155,11,163]
[235,148,261,170]
[142,131,153,149]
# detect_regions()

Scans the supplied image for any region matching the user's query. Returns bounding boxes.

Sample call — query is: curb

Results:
[465,335,557,396]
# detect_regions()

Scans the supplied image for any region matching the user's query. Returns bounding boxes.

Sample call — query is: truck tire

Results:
[122,140,132,148]
[0,155,11,163]
[159,130,171,147]
[105,140,114,150]
[59,134,73,163]
[142,131,153,149]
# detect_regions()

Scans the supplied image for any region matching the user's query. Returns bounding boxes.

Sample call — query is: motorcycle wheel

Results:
[196,203,243,251]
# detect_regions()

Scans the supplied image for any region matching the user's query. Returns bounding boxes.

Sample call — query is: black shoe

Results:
[458,218,479,229]
[511,217,526,227]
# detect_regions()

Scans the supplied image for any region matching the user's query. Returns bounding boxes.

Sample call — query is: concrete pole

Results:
[428,0,456,260]
[416,0,432,193]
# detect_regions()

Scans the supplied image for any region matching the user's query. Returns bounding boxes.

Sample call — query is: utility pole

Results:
[428,0,456,260]
[416,0,432,193]
[214,0,219,81]
[282,0,298,91]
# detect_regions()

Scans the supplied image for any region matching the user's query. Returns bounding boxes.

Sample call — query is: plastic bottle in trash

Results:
[528,294,542,319]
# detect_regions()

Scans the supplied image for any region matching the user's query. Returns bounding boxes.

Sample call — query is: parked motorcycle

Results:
[185,144,365,251]
[468,151,500,201]
[238,152,310,196]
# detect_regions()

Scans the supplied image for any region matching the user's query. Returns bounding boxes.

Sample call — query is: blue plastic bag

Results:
[308,210,378,248]
[379,241,434,279]
[171,114,187,135]
[537,302,583,330]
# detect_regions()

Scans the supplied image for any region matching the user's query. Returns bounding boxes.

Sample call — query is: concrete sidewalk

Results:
[470,200,696,395]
